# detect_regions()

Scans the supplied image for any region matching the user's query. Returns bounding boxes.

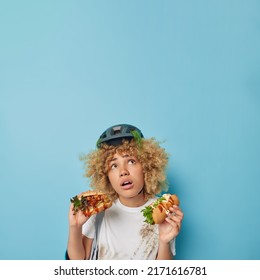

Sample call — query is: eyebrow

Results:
[110,154,130,162]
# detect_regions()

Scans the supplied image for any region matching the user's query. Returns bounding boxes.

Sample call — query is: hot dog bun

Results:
[142,194,180,224]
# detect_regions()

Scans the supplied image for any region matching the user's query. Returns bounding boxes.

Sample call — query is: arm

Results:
[67,203,92,260]
[157,205,184,260]
[156,241,174,260]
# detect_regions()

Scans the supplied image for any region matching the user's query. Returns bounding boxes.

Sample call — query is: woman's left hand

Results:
[158,205,184,244]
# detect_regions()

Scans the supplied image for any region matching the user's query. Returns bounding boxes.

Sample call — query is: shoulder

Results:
[147,197,157,203]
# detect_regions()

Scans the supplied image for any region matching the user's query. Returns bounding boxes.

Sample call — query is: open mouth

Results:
[121,180,133,189]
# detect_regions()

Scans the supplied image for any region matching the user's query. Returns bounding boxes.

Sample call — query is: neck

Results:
[118,192,147,207]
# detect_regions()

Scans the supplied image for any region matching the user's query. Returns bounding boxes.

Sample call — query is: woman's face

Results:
[107,152,145,206]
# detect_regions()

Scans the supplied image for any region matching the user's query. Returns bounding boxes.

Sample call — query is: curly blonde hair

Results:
[80,138,169,201]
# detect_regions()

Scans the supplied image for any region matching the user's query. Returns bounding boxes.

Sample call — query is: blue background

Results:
[0,0,259,260]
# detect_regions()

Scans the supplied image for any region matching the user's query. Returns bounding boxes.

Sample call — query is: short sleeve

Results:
[82,214,96,239]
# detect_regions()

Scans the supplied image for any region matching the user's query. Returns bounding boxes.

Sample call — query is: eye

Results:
[110,163,117,169]
[128,159,136,165]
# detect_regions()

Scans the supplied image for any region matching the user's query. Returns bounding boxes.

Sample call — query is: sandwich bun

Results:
[142,194,180,225]
[71,190,112,217]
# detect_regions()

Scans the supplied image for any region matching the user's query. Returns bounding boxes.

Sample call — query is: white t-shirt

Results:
[82,198,176,260]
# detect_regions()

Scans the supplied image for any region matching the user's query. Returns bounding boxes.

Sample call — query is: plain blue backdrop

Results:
[0,0,259,260]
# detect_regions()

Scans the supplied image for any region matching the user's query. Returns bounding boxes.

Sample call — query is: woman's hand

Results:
[68,202,89,228]
[67,201,90,260]
[158,205,184,244]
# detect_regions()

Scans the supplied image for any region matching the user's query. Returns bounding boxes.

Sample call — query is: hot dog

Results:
[141,194,180,224]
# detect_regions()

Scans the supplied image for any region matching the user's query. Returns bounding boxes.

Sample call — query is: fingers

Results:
[69,203,74,211]
[165,206,184,231]
[69,202,89,228]
[170,205,184,219]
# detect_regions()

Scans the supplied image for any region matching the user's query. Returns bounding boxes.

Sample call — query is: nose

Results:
[120,167,129,177]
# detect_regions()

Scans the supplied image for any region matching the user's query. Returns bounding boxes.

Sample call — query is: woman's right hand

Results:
[68,203,89,228]
[67,201,90,260]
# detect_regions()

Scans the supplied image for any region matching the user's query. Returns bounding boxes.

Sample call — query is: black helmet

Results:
[96,124,144,148]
